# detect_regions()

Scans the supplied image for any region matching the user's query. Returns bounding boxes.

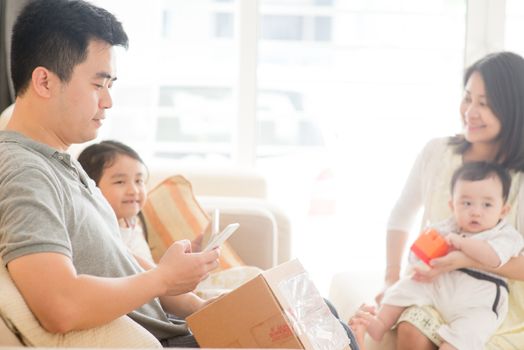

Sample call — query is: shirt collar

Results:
[0,130,72,163]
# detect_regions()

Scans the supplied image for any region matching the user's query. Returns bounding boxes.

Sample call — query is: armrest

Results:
[198,196,281,270]
[0,315,23,346]
[145,166,292,269]
[328,269,382,323]
[328,270,397,350]
[0,264,161,347]
[147,163,267,198]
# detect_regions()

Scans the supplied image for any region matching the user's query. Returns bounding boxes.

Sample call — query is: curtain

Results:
[0,0,11,112]
[1,0,29,113]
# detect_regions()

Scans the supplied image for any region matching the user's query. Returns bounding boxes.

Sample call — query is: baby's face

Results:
[450,176,508,233]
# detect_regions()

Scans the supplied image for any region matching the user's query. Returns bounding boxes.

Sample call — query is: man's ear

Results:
[448,199,454,211]
[31,67,55,98]
[501,203,511,218]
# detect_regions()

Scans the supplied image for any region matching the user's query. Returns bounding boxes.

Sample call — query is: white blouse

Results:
[118,218,154,262]
[387,137,524,235]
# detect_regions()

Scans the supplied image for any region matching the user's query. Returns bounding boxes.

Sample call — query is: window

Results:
[505,0,524,55]
[92,0,238,161]
[256,0,466,288]
[214,12,234,38]
[89,0,467,292]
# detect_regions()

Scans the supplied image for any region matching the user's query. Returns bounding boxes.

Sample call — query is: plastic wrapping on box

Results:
[278,272,349,350]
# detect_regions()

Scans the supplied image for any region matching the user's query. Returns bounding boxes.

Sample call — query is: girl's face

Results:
[460,71,501,145]
[98,154,147,221]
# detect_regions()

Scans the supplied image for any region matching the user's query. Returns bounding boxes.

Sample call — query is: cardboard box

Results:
[187,259,351,350]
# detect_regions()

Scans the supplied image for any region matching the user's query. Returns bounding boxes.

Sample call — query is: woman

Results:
[359,52,524,350]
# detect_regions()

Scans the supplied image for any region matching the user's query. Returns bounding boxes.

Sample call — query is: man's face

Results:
[54,40,116,146]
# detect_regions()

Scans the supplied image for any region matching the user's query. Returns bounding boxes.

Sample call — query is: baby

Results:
[354,161,524,350]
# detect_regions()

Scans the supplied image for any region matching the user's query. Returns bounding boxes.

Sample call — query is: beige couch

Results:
[0,105,291,346]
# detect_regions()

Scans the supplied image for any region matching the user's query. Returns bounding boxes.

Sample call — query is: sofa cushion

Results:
[0,263,161,347]
[142,175,244,268]
[0,313,23,346]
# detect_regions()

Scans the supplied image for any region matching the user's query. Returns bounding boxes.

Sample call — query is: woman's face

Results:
[460,71,501,145]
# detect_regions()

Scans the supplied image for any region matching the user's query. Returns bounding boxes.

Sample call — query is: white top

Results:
[387,137,524,235]
[118,218,154,263]
[434,218,524,271]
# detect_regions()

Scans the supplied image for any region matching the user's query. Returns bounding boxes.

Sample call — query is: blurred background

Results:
[8,0,524,294]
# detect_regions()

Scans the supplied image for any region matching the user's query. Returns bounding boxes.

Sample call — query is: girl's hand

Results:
[412,250,471,282]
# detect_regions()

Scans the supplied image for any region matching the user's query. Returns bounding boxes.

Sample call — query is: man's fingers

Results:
[199,272,210,282]
[174,239,192,253]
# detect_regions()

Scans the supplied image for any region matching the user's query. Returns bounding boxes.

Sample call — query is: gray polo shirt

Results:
[0,131,188,340]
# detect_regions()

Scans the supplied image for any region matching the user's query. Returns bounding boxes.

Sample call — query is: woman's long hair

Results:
[450,52,524,171]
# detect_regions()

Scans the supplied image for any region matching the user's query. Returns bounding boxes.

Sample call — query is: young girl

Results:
[79,140,364,350]
[77,140,154,262]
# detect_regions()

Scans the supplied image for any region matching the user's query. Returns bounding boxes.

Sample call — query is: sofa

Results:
[0,105,292,346]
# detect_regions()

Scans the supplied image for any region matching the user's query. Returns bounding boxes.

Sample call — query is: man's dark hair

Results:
[450,162,512,202]
[11,0,129,96]
[449,52,524,171]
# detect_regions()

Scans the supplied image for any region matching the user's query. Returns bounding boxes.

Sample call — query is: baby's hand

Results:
[446,233,463,251]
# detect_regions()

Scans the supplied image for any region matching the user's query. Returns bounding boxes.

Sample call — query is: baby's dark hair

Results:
[450,162,511,202]
[77,140,146,185]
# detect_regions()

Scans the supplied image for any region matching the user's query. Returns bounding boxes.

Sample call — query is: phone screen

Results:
[203,223,240,252]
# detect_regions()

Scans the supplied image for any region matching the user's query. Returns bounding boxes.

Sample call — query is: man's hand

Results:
[191,234,204,253]
[155,240,220,296]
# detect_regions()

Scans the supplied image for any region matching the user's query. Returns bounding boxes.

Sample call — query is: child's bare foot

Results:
[365,315,388,342]
[348,304,377,348]
[349,303,391,343]
[349,319,367,349]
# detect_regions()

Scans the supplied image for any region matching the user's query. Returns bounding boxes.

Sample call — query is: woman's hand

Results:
[375,278,398,305]
[412,250,472,283]
[375,265,401,305]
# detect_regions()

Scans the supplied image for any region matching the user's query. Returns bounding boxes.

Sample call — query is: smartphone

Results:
[203,223,240,252]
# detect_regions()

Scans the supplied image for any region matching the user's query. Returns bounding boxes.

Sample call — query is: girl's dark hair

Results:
[450,162,511,202]
[449,52,524,171]
[77,140,146,185]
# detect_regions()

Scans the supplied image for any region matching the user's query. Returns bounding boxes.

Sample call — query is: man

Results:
[0,0,219,347]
